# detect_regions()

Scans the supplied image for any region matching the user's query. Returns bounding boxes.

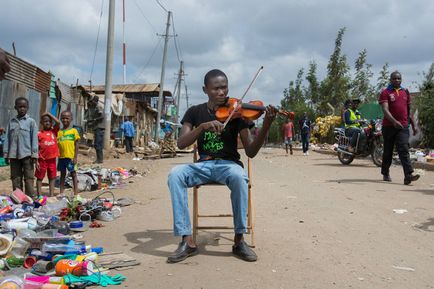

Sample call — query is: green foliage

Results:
[305,61,320,105]
[351,49,375,102]
[415,63,434,147]
[376,62,389,94]
[318,27,351,115]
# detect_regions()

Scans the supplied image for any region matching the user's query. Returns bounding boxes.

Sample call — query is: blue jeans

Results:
[301,133,310,153]
[168,160,249,236]
[94,128,105,151]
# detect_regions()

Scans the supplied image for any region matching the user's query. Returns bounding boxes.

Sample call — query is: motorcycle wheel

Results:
[338,152,354,165]
[372,142,383,167]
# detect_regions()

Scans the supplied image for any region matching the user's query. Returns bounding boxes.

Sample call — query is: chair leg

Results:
[193,187,198,243]
[247,158,255,247]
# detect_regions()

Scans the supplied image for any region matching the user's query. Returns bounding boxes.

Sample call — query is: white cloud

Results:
[1,0,433,118]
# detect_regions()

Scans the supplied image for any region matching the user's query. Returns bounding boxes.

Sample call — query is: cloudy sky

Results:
[1,0,433,116]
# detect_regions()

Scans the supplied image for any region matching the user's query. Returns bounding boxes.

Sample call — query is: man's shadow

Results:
[124,229,234,258]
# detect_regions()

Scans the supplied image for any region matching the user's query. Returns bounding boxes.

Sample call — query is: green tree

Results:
[282,68,304,109]
[351,49,375,102]
[415,63,434,147]
[376,62,389,94]
[305,61,320,106]
[319,27,351,115]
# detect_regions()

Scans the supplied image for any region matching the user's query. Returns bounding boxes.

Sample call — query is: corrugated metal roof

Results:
[82,83,172,96]
[3,51,51,95]
[35,68,51,93]
[4,52,37,90]
[57,81,75,104]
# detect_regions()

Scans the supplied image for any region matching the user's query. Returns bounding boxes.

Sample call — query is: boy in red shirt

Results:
[35,112,60,196]
[282,118,295,155]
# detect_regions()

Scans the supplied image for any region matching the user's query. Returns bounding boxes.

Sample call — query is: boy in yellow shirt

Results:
[57,111,80,195]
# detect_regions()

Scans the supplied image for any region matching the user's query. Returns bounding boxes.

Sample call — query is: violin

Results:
[215,66,294,129]
[215,97,295,122]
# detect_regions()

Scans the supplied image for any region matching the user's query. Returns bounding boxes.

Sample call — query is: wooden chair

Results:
[192,147,255,247]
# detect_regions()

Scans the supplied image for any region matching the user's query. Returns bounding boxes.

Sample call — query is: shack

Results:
[78,84,172,146]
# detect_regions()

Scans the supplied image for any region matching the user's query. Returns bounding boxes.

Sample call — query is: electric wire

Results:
[134,0,158,34]
[89,0,104,84]
[155,0,168,13]
[132,37,163,84]
[170,13,182,62]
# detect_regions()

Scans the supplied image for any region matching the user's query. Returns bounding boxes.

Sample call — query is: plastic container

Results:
[29,249,53,261]
[24,275,64,285]
[42,243,87,254]
[416,151,426,162]
[41,284,68,289]
[0,233,14,256]
[55,260,93,276]
[10,236,30,258]
[42,199,68,216]
[0,275,24,289]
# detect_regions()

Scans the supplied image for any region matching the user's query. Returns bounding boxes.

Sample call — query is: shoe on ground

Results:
[303,153,307,156]
[404,174,420,185]
[232,240,257,262]
[306,151,309,155]
[167,240,198,263]
[383,175,392,182]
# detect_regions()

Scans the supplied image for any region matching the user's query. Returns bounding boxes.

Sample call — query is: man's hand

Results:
[0,49,11,80]
[393,120,404,129]
[200,120,224,133]
[73,157,77,165]
[263,105,277,128]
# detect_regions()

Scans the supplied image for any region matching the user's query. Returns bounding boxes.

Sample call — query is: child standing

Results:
[57,111,80,196]
[3,97,38,199]
[35,112,60,196]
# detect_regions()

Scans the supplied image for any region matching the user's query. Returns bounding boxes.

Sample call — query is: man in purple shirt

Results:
[379,71,419,185]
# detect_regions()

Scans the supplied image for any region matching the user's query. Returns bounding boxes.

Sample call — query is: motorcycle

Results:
[333,119,383,166]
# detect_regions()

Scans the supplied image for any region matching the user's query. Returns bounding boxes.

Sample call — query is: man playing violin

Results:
[167,69,277,263]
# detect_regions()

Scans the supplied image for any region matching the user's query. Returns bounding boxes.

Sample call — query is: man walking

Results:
[299,112,311,156]
[121,117,135,153]
[85,96,104,163]
[379,71,419,185]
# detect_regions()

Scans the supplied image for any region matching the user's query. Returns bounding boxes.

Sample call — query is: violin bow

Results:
[222,66,264,129]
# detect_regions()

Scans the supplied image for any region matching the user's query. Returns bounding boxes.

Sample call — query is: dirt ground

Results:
[0,148,433,289]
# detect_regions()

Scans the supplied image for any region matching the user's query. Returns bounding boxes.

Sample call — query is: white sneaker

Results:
[306,151,309,156]
[303,153,307,156]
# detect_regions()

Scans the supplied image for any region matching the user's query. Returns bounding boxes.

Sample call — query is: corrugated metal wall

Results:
[0,80,41,129]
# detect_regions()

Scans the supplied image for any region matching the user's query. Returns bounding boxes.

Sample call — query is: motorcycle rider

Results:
[344,99,364,152]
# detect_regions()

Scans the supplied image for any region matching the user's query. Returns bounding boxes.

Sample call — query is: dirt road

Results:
[3,148,434,288]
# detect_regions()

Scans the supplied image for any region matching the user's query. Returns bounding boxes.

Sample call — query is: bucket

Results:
[55,260,93,276]
[0,234,13,256]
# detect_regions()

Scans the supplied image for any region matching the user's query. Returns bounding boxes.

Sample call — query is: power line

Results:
[89,0,104,83]
[134,0,158,34]
[132,37,163,84]
[170,13,182,62]
[155,0,168,13]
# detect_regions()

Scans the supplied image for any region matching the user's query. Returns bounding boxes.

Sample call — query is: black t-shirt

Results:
[299,118,311,134]
[181,103,249,166]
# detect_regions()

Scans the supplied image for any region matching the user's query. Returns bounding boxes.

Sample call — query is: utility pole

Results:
[122,0,127,84]
[154,11,172,141]
[121,0,127,145]
[185,84,189,108]
[174,61,183,124]
[103,0,115,149]
[174,61,184,138]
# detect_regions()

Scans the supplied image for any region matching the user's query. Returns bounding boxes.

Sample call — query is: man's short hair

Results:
[204,69,227,86]
[15,97,29,106]
[390,71,401,78]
